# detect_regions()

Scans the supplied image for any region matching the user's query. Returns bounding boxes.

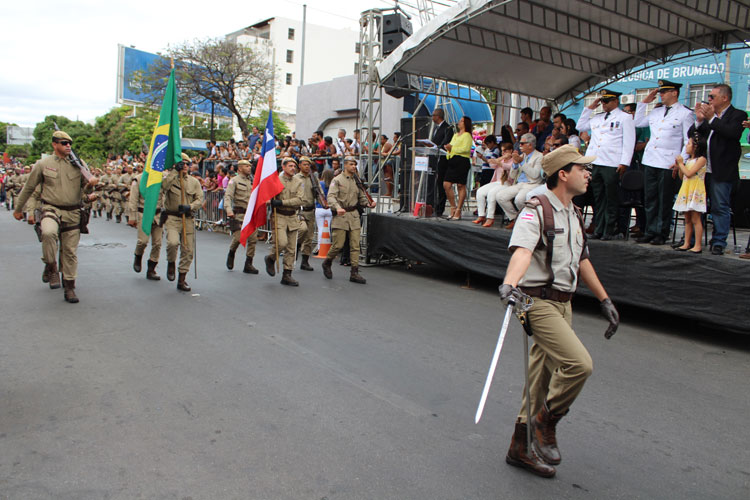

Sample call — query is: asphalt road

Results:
[1,211,748,500]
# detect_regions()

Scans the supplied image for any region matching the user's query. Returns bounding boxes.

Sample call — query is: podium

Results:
[402,146,444,217]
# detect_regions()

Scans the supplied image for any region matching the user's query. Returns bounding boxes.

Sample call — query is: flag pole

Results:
[266,94,280,273]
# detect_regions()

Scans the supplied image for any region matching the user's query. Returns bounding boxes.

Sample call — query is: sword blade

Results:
[475,301,515,424]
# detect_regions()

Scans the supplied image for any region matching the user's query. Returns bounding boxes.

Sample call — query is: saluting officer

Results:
[294,156,317,271]
[576,89,635,240]
[265,157,304,286]
[322,156,376,284]
[128,170,164,280]
[161,153,204,291]
[500,145,619,477]
[13,130,99,303]
[634,80,694,245]
[224,159,258,274]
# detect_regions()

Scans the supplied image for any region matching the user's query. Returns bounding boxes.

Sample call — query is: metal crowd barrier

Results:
[195,188,274,241]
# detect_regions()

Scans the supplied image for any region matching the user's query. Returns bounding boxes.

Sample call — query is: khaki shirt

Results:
[223,173,252,213]
[274,173,303,208]
[15,155,90,221]
[118,173,133,196]
[128,173,163,220]
[101,174,116,193]
[508,189,588,292]
[161,169,204,216]
[327,172,368,230]
[293,172,315,207]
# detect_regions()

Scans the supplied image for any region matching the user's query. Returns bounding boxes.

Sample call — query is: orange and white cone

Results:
[315,219,332,259]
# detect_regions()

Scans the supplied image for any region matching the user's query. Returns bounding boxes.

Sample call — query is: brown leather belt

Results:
[275,207,297,216]
[302,205,315,212]
[342,206,359,212]
[137,207,161,214]
[41,199,81,211]
[521,286,574,303]
[165,210,193,219]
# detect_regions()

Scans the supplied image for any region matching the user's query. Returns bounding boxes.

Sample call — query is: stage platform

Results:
[367,213,750,334]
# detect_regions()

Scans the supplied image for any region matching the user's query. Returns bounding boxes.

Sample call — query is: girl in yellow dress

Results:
[673,135,707,253]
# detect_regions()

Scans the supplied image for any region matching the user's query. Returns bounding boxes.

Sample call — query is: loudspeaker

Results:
[383,32,408,54]
[383,14,413,36]
[384,72,412,98]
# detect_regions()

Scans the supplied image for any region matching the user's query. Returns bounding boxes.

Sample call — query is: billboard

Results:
[116,44,232,118]
[6,126,34,146]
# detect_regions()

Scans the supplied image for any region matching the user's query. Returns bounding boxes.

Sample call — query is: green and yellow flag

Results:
[140,68,182,235]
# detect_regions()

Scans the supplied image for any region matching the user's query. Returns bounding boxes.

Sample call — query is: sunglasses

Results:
[707,95,715,100]
[57,140,72,146]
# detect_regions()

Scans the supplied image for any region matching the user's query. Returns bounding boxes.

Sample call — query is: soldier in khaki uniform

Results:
[13,130,98,303]
[101,167,116,220]
[224,159,258,274]
[128,171,163,280]
[117,164,134,224]
[293,156,318,271]
[499,145,619,477]
[265,157,304,286]
[92,168,105,217]
[322,157,376,284]
[161,153,203,291]
[110,166,123,222]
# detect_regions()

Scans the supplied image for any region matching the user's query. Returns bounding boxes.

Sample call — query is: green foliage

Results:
[182,122,233,141]
[0,121,18,148]
[248,110,289,138]
[4,144,30,157]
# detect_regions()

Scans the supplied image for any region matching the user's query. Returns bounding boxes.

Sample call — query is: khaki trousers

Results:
[327,227,361,264]
[135,213,163,262]
[164,215,194,273]
[229,227,257,257]
[517,298,593,423]
[298,210,315,256]
[268,214,298,271]
[40,208,81,280]
[112,193,124,216]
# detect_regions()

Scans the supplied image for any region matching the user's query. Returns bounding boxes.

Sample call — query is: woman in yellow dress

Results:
[443,116,473,220]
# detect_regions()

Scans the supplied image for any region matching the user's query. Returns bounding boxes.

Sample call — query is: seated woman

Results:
[443,116,474,220]
[474,141,513,226]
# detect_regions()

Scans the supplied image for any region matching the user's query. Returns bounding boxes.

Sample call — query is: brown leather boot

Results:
[349,266,366,284]
[264,255,276,276]
[146,260,161,280]
[506,422,556,478]
[42,263,51,283]
[300,255,313,271]
[63,280,79,303]
[133,253,143,273]
[226,249,236,270]
[321,258,333,279]
[280,270,299,286]
[243,257,259,274]
[48,263,61,289]
[167,262,176,281]
[531,401,566,465]
[177,272,191,292]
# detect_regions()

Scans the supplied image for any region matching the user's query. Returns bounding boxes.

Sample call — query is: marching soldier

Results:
[128,170,163,280]
[110,166,123,222]
[13,130,98,303]
[265,157,304,286]
[294,156,317,271]
[224,159,258,274]
[117,164,134,224]
[321,156,376,284]
[161,153,203,291]
[102,167,117,220]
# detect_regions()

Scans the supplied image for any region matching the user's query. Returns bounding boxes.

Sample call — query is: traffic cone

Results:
[315,218,332,259]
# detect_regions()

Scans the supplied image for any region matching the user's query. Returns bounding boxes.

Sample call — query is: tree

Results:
[248,110,290,138]
[0,121,18,150]
[132,38,276,139]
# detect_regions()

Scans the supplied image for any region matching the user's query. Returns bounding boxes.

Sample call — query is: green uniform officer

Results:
[265,157,304,286]
[321,156,376,284]
[224,159,258,274]
[500,145,619,478]
[293,156,317,271]
[128,172,164,280]
[13,130,99,303]
[161,153,203,291]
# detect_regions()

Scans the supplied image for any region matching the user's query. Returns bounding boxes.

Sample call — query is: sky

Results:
[0,0,424,128]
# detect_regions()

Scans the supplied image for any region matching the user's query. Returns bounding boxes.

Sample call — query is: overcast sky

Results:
[0,0,423,127]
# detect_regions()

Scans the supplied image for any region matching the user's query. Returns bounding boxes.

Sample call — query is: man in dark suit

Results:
[431,108,454,216]
[689,84,747,255]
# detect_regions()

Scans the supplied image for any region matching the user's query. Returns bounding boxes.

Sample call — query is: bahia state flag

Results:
[240,111,284,246]
[139,68,182,235]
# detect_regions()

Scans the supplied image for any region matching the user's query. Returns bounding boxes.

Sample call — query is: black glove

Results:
[600,298,619,339]
[499,284,523,305]
[173,162,185,173]
[178,204,191,215]
[270,199,283,207]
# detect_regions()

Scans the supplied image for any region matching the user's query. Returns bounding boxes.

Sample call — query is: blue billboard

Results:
[117,45,232,118]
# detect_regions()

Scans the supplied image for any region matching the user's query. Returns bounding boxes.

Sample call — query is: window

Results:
[286,50,293,63]
[288,28,295,40]
[286,73,293,85]
[354,62,359,74]
[355,42,361,54]
[689,84,716,109]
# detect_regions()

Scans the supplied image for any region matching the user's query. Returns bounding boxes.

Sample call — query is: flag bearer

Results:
[224,159,258,274]
[265,157,303,286]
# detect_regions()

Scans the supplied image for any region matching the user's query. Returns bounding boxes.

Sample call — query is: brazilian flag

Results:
[140,68,182,235]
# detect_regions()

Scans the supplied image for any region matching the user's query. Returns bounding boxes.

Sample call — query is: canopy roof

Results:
[417,78,494,123]
[377,0,750,104]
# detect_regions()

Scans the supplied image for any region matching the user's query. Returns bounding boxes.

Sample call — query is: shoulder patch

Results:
[520,211,536,221]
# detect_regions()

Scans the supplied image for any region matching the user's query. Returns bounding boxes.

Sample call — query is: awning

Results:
[181,138,208,151]
[377,0,750,104]
[415,78,494,123]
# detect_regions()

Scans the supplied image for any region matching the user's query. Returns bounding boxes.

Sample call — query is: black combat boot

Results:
[264,255,276,276]
[125,215,129,224]
[177,272,191,292]
[63,280,79,303]
[300,255,313,271]
[506,422,556,478]
[98,208,102,217]
[107,211,112,221]
[133,253,143,273]
[116,214,122,223]
[146,260,160,280]
[531,401,566,465]
[167,262,176,281]
[92,210,97,218]
[280,270,299,286]
[48,263,61,289]
[226,249,236,270]
[243,257,259,274]
[321,258,333,279]
[349,266,366,284]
